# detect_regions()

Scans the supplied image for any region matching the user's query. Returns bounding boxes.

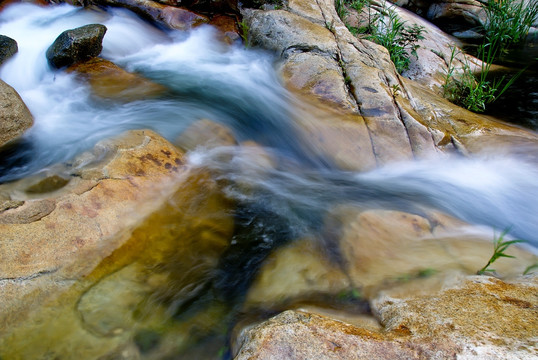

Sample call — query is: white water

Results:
[1,3,537,249]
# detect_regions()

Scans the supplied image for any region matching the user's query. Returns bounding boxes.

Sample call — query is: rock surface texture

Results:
[0,35,17,66]
[243,0,538,169]
[234,275,538,359]
[46,23,107,69]
[0,130,234,359]
[0,79,33,146]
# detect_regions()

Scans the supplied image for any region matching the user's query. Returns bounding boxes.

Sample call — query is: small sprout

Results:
[523,262,538,275]
[477,228,525,275]
[238,21,250,48]
[338,287,362,300]
[417,268,437,278]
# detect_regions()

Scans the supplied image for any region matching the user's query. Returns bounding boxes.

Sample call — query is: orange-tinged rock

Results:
[68,57,166,102]
[209,14,240,44]
[0,129,235,359]
[234,275,538,359]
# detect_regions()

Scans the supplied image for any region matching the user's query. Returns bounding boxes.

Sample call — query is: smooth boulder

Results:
[46,24,107,69]
[0,80,33,147]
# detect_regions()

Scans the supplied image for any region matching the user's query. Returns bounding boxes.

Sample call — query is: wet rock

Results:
[233,310,458,359]
[209,14,241,44]
[335,207,538,297]
[426,0,486,35]
[174,118,237,151]
[68,57,166,102]
[244,9,338,57]
[91,0,209,30]
[0,129,235,358]
[372,275,538,359]
[0,79,33,147]
[291,99,376,171]
[243,237,351,308]
[0,35,17,66]
[234,275,538,359]
[46,24,107,69]
[0,199,56,224]
[245,0,538,168]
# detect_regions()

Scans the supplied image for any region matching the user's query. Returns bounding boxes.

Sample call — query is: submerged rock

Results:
[0,79,33,147]
[46,23,107,69]
[0,35,17,66]
[68,57,167,101]
[0,130,235,359]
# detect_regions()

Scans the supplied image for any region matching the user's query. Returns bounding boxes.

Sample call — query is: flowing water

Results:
[1,3,538,359]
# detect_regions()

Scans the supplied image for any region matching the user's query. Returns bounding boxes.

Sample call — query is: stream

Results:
[1,2,538,359]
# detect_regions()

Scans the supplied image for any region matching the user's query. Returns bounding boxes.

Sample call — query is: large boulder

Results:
[0,79,33,147]
[0,130,235,359]
[0,35,17,66]
[234,275,538,359]
[242,0,538,170]
[46,24,107,69]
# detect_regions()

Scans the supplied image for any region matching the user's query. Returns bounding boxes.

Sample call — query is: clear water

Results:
[0,3,537,359]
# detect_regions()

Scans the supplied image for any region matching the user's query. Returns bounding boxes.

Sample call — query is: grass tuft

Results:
[477,228,525,275]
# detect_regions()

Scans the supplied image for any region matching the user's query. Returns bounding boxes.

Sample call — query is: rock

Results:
[245,9,338,57]
[234,275,538,359]
[426,0,486,35]
[0,129,235,359]
[372,275,538,359]
[335,206,538,297]
[46,24,107,69]
[348,0,483,93]
[209,14,241,44]
[67,57,166,102]
[0,35,17,66]
[174,118,238,151]
[233,310,458,359]
[243,237,351,308]
[91,0,209,30]
[0,79,33,147]
[243,0,538,168]
[153,0,238,15]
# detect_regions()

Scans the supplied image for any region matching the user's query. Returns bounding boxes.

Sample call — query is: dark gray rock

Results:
[46,24,107,69]
[0,35,18,66]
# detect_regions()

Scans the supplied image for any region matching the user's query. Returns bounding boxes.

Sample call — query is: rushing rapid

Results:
[0,2,537,250]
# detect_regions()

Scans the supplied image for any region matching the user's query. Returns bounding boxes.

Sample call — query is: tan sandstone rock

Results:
[0,79,33,147]
[0,129,235,359]
[234,274,538,359]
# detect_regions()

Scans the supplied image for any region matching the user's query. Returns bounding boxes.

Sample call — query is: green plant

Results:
[477,229,525,275]
[366,7,426,73]
[349,0,369,13]
[335,0,349,20]
[523,262,538,275]
[442,45,523,112]
[482,0,538,60]
[238,20,250,48]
